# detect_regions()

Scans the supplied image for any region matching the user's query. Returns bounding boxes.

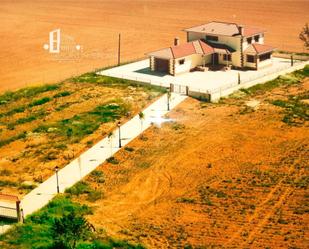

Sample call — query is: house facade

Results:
[147,21,275,76]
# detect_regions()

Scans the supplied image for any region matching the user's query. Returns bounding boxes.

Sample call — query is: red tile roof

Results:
[199,40,214,54]
[147,40,215,59]
[243,26,265,37]
[171,42,196,58]
[244,43,275,55]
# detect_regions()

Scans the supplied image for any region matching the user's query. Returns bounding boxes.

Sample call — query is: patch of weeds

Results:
[241,65,309,96]
[176,197,196,204]
[0,180,18,187]
[86,190,103,202]
[125,146,134,152]
[54,143,67,150]
[65,181,92,196]
[0,131,27,148]
[239,105,255,115]
[198,186,228,205]
[7,109,47,128]
[65,181,103,202]
[34,100,130,143]
[294,176,309,188]
[18,183,37,191]
[171,122,185,131]
[136,162,151,169]
[271,92,309,125]
[0,83,60,106]
[86,140,94,147]
[106,156,119,165]
[41,151,58,162]
[53,91,71,98]
[89,170,105,183]
[0,169,12,176]
[70,72,166,94]
[29,97,52,107]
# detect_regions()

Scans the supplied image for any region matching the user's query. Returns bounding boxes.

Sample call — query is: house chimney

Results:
[174,37,180,46]
[238,25,244,36]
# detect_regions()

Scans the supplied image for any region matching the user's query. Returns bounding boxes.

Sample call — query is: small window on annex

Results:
[179,59,185,65]
[254,35,259,42]
[247,37,252,44]
[259,53,271,61]
[247,55,255,63]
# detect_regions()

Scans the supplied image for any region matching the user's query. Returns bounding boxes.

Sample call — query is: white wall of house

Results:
[242,34,264,50]
[174,54,212,75]
[187,32,242,67]
[257,56,273,69]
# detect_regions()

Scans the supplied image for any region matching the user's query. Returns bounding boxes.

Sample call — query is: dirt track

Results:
[1,0,308,91]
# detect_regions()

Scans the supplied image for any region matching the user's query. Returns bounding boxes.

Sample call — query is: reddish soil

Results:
[1,0,308,91]
[76,79,309,248]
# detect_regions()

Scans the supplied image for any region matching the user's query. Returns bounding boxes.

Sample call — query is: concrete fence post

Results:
[16,200,21,223]
[170,83,174,92]
[186,86,189,96]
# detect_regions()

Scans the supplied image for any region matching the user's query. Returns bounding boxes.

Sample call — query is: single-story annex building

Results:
[147,21,275,76]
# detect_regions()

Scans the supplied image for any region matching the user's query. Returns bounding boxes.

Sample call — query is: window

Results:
[223,54,231,61]
[259,53,271,61]
[206,35,218,42]
[179,59,185,65]
[247,37,252,44]
[254,35,259,42]
[247,55,255,63]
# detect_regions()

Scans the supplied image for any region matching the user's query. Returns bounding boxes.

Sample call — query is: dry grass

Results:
[74,78,309,248]
[0,77,163,197]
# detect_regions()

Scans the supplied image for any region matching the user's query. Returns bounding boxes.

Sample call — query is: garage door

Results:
[155,58,169,73]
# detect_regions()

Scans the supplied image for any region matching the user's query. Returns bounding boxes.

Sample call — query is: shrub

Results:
[124,147,134,152]
[65,182,92,196]
[176,197,196,204]
[29,97,52,107]
[106,157,119,165]
[0,84,60,106]
[53,91,71,98]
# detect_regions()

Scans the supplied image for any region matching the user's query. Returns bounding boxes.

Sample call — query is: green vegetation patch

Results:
[70,72,166,93]
[0,131,27,148]
[0,196,143,249]
[271,91,309,125]
[240,65,309,96]
[34,100,130,142]
[0,84,60,106]
[65,181,103,202]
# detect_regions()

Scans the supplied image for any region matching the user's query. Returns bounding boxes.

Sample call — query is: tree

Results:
[299,23,309,49]
[138,112,145,134]
[51,212,94,249]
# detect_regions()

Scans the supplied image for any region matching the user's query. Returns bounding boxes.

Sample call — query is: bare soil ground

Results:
[0,80,162,197]
[1,0,308,91]
[74,78,309,248]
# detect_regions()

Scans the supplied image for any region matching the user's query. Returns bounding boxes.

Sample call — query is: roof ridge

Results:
[170,46,175,59]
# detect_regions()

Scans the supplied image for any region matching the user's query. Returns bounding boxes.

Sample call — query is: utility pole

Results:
[118,33,121,66]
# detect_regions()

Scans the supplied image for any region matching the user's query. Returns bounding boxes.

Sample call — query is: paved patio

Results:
[98,57,303,93]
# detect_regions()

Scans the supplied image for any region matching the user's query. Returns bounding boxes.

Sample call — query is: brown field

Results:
[0,78,163,197]
[72,77,309,248]
[1,0,308,91]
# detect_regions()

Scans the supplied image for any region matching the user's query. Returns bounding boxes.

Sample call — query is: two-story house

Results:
[147,21,275,76]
